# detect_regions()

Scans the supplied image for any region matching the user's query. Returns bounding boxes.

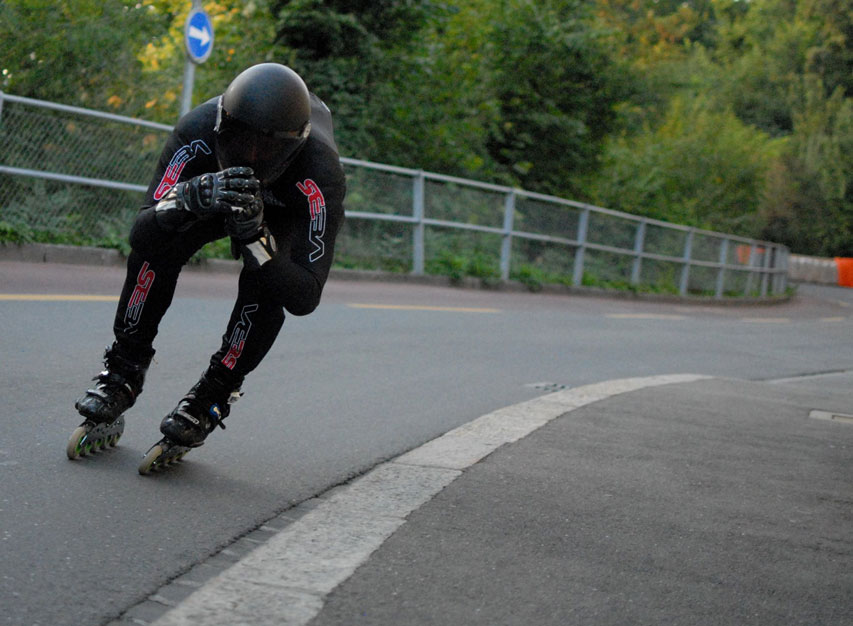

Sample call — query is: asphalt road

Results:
[1,261,852,626]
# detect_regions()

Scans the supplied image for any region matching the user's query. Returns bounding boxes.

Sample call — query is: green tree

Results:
[272,0,440,159]
[484,0,630,197]
[592,96,781,234]
[0,1,280,122]
[800,0,853,99]
[0,1,165,110]
[707,0,853,253]
[759,78,853,255]
[368,0,503,178]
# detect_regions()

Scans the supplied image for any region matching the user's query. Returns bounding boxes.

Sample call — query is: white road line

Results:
[149,373,711,626]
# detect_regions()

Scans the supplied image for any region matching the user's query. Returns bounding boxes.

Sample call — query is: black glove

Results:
[154,167,260,231]
[225,196,277,270]
[224,194,264,242]
[175,167,260,217]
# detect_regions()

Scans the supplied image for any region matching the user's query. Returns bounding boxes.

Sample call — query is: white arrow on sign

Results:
[188,25,211,46]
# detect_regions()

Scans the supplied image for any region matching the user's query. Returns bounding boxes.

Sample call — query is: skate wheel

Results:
[138,444,164,475]
[66,426,89,460]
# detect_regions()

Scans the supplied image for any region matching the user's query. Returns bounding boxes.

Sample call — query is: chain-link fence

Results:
[0,92,790,298]
[0,94,170,248]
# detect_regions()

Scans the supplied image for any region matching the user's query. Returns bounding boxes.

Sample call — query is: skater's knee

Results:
[129,209,200,266]
[259,278,320,316]
[129,210,164,256]
[284,294,319,317]
[282,278,321,316]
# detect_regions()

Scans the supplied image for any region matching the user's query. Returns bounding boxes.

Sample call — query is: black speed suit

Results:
[114,94,345,390]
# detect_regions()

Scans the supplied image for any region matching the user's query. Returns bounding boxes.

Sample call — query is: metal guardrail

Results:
[0,91,789,298]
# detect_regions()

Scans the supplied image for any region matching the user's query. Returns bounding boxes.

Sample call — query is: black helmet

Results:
[214,63,311,183]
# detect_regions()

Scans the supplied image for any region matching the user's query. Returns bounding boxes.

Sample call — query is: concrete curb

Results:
[145,374,711,626]
[0,242,124,266]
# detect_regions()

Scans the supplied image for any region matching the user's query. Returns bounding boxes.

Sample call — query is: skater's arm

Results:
[248,159,346,317]
[132,102,224,240]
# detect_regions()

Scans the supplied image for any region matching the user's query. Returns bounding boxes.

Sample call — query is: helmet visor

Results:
[214,100,310,184]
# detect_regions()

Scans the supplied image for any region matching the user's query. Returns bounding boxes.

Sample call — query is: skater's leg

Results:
[212,269,286,378]
[76,216,225,423]
[115,215,226,349]
[160,269,286,446]
[113,249,181,351]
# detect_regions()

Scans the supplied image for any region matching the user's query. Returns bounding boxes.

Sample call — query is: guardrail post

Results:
[500,190,515,281]
[745,243,758,295]
[760,244,771,297]
[572,208,590,287]
[0,91,5,122]
[679,229,694,296]
[631,219,646,285]
[776,247,789,294]
[715,238,729,299]
[767,247,776,295]
[412,171,425,275]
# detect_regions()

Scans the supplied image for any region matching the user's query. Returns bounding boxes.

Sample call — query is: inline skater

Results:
[68,63,346,463]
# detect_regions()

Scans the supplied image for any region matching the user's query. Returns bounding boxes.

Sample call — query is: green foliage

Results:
[272,0,441,159]
[425,249,500,287]
[511,264,574,292]
[428,251,467,285]
[0,1,165,110]
[513,264,546,292]
[370,1,500,178]
[584,0,853,254]
[591,96,782,235]
[2,0,853,258]
[759,78,853,255]
[483,1,630,197]
[424,228,502,286]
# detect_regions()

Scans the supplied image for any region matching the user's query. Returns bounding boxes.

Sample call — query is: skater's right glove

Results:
[154,167,260,231]
[225,197,277,271]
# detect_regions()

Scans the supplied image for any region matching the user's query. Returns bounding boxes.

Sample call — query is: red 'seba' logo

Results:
[124,261,155,330]
[153,140,212,200]
[296,179,327,262]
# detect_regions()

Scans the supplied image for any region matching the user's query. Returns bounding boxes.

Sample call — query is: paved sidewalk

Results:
[148,374,853,626]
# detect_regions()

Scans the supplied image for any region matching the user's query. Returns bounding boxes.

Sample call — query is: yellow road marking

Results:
[740,317,791,323]
[606,313,686,320]
[0,294,119,302]
[347,303,501,314]
[819,316,847,323]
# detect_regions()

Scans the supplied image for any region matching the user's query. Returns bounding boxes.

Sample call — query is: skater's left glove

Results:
[225,196,277,271]
[154,167,260,232]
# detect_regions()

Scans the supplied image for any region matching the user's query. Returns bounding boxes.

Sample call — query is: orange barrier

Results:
[736,244,765,265]
[835,258,853,287]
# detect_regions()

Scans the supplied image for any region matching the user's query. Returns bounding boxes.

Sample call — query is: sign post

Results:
[179,1,214,118]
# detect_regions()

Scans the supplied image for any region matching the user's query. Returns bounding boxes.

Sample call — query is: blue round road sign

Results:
[185,9,214,64]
